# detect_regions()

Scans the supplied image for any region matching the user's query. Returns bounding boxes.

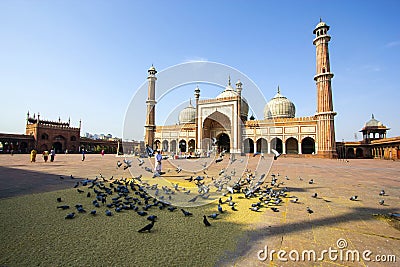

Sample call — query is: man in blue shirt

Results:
[155,150,162,174]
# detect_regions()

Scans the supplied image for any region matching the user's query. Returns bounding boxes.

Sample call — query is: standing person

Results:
[101,149,105,157]
[155,150,162,174]
[50,148,56,162]
[42,150,49,162]
[30,149,37,163]
[81,148,86,161]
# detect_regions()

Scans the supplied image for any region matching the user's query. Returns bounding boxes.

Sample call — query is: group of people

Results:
[30,149,56,163]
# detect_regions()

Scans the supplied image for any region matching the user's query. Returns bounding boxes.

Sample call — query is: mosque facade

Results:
[144,20,337,158]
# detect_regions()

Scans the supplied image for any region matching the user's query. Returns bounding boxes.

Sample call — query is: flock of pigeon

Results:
[58,150,389,233]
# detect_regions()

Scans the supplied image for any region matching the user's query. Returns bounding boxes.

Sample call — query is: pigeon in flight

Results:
[349,195,358,201]
[137,158,145,166]
[146,146,155,157]
[203,215,211,226]
[117,161,123,168]
[138,221,155,233]
[123,159,132,170]
[271,148,281,160]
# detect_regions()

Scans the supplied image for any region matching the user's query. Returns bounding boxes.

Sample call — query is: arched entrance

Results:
[217,133,230,152]
[243,138,254,153]
[256,138,268,153]
[270,138,283,154]
[162,140,169,152]
[53,142,63,153]
[202,111,231,152]
[170,140,177,153]
[286,138,298,154]
[179,140,187,153]
[154,140,161,150]
[301,137,315,154]
[188,139,195,153]
[356,148,364,158]
[347,148,355,158]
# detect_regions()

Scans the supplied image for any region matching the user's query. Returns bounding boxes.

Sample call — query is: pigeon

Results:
[208,213,219,219]
[176,166,182,173]
[117,161,123,168]
[77,189,84,193]
[123,159,132,170]
[290,198,299,203]
[271,207,279,212]
[231,206,238,211]
[306,207,314,214]
[349,195,358,201]
[203,215,211,226]
[215,157,223,163]
[137,211,148,216]
[271,148,281,160]
[188,196,198,202]
[379,199,385,205]
[87,192,91,198]
[311,193,318,198]
[90,210,97,215]
[145,146,155,157]
[105,210,112,216]
[138,221,155,233]
[137,158,144,166]
[56,197,62,202]
[65,212,75,219]
[309,179,314,184]
[181,209,193,216]
[167,206,177,212]
[218,204,224,213]
[184,176,193,182]
[147,215,157,222]
[57,205,70,210]
[379,190,385,196]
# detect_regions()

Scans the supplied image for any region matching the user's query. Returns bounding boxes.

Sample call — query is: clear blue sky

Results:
[1,0,399,141]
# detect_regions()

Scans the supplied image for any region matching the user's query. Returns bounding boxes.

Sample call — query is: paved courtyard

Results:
[0,154,399,266]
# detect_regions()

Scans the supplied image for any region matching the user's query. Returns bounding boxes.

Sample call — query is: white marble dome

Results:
[216,79,249,119]
[264,87,295,119]
[178,101,196,124]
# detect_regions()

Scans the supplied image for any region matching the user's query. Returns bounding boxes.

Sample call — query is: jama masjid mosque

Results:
[144,20,337,158]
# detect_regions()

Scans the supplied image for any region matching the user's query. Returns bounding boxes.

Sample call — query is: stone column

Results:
[298,141,302,154]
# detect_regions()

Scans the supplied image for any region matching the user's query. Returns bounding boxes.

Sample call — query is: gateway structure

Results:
[144,20,337,158]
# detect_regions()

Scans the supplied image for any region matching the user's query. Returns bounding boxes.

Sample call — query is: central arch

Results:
[202,111,231,152]
[217,133,230,152]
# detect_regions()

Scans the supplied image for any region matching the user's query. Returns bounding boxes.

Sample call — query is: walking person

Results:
[101,149,105,157]
[81,148,86,161]
[154,150,162,175]
[50,148,56,162]
[42,150,49,162]
[30,149,37,163]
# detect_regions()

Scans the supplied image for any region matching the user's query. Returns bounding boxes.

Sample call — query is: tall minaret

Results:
[194,85,200,151]
[313,19,337,158]
[145,65,157,149]
[236,79,243,153]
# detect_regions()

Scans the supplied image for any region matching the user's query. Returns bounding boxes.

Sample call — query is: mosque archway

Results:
[286,137,298,154]
[162,140,169,152]
[188,139,195,153]
[170,140,177,153]
[256,138,268,153]
[356,148,364,158]
[179,140,187,153]
[53,142,63,153]
[347,148,355,158]
[270,138,283,154]
[301,137,315,154]
[243,138,254,153]
[217,133,230,153]
[154,140,161,150]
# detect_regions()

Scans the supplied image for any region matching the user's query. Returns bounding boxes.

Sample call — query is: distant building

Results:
[337,114,400,160]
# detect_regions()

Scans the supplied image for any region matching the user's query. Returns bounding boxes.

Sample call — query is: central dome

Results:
[216,78,249,120]
[264,87,295,119]
[178,100,196,124]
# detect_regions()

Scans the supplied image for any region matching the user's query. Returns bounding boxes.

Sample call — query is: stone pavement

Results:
[0,154,399,266]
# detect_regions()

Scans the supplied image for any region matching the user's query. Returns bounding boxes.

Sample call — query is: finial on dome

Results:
[189,98,192,106]
[372,114,374,119]
[277,85,280,94]
[228,75,231,86]
[320,17,322,22]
